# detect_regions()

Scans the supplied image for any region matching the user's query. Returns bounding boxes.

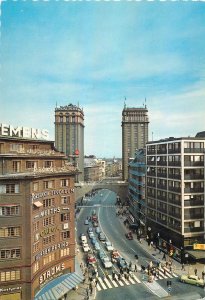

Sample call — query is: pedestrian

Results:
[194,268,197,276]
[202,271,205,280]
[170,266,172,273]
[118,273,122,280]
[162,253,166,261]
[163,267,166,276]
[86,287,89,297]
[181,263,185,271]
[95,277,99,287]
[120,267,123,275]
[83,276,86,284]
[129,261,132,268]
[89,283,93,295]
[135,264,138,272]
[112,270,115,280]
[166,261,169,268]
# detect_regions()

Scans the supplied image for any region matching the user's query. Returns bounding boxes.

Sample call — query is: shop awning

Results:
[34,272,84,300]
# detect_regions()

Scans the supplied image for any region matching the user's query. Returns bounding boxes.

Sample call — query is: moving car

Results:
[84,219,89,225]
[111,250,120,261]
[117,257,127,269]
[95,227,101,234]
[91,237,98,245]
[180,274,205,287]
[88,232,95,239]
[98,232,106,241]
[105,241,114,251]
[101,256,113,269]
[125,232,133,240]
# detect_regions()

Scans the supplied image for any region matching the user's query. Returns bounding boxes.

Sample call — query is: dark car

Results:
[125,232,133,240]
[117,257,127,269]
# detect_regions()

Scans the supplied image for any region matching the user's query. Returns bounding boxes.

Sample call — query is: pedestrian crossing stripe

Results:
[96,274,141,291]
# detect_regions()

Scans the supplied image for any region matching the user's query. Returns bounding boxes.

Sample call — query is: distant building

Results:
[0,135,81,300]
[122,105,149,181]
[84,158,105,182]
[55,104,84,181]
[146,136,205,260]
[105,159,122,178]
[128,149,146,234]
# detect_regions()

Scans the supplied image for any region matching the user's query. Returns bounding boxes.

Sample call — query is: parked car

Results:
[93,222,98,227]
[93,242,101,251]
[105,241,114,251]
[84,219,89,225]
[180,274,205,287]
[125,232,133,240]
[111,250,120,261]
[87,253,97,265]
[95,227,101,234]
[81,234,87,244]
[91,237,98,245]
[98,250,105,260]
[98,232,106,241]
[88,232,95,239]
[82,243,90,252]
[87,227,93,234]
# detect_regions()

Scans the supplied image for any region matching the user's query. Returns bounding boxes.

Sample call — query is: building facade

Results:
[146,137,205,255]
[122,105,149,181]
[128,149,146,235]
[0,136,80,300]
[84,158,105,182]
[55,104,84,182]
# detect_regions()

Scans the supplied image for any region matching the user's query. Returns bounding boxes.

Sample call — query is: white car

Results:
[88,232,95,239]
[82,244,90,252]
[102,256,113,269]
[105,241,114,251]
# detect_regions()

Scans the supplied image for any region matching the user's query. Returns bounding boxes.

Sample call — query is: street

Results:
[76,189,205,300]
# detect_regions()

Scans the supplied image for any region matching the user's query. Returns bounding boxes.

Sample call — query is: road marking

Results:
[120,276,130,285]
[104,277,113,288]
[98,277,107,289]
[132,273,141,283]
[108,275,118,287]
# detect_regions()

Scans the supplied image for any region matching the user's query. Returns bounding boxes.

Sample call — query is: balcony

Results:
[168,212,181,219]
[147,182,156,188]
[184,227,204,233]
[148,161,156,166]
[157,218,167,226]
[157,207,167,213]
[168,148,181,154]
[184,161,204,167]
[184,188,204,193]
[184,148,204,153]
[184,214,204,220]
[168,161,181,167]
[157,161,167,166]
[184,174,204,180]
[147,171,156,177]
[157,149,167,154]
[168,199,181,206]
[184,200,204,207]
[157,184,167,190]
[157,195,167,202]
[157,172,167,178]
[168,174,181,180]
[168,186,181,193]
[147,149,156,155]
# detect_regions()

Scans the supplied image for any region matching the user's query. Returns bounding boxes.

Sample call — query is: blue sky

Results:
[1,1,205,157]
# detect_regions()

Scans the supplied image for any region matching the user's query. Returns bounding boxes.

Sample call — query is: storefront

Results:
[0,287,22,300]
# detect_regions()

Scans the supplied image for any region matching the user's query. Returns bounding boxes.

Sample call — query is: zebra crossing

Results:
[96,273,141,291]
[96,267,178,291]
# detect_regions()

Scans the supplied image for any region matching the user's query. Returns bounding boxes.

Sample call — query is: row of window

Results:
[0,179,71,194]
[12,160,56,172]
[0,270,21,282]
[0,248,21,259]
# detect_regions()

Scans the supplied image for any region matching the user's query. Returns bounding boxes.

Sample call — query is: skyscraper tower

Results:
[122,103,149,181]
[55,104,84,182]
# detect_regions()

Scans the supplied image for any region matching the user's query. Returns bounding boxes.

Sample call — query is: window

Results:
[0,270,21,282]
[33,182,39,192]
[44,181,54,189]
[61,196,70,205]
[33,242,39,253]
[10,143,24,152]
[43,253,55,265]
[44,161,53,168]
[0,248,21,259]
[61,179,69,187]
[26,161,38,169]
[13,161,21,172]
[0,205,20,216]
[60,248,70,257]
[61,213,70,222]
[33,262,39,274]
[0,184,19,194]
[43,216,55,226]
[43,198,54,207]
[61,231,70,239]
[0,227,21,237]
[43,235,55,245]
[33,222,39,232]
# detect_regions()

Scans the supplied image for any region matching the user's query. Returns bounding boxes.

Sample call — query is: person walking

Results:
[135,264,138,272]
[89,283,93,295]
[194,268,197,276]
[86,287,89,297]
[162,253,166,261]
[202,271,205,280]
[181,263,185,271]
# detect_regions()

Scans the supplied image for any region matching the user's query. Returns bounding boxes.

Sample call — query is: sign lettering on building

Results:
[0,123,49,140]
[31,188,74,201]
[39,226,59,238]
[0,287,22,293]
[35,242,69,261]
[39,263,65,284]
[40,207,60,218]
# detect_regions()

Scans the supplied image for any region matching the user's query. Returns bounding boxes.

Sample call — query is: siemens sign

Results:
[0,123,49,140]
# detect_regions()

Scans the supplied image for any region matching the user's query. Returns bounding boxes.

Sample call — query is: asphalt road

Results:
[76,189,205,300]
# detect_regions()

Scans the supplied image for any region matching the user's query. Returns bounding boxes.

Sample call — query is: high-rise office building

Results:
[146,136,205,261]
[122,105,149,181]
[55,104,84,182]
